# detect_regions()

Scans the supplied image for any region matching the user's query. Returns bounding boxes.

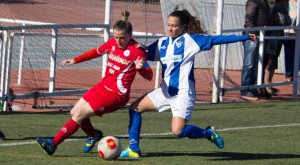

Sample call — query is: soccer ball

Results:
[97,136,122,160]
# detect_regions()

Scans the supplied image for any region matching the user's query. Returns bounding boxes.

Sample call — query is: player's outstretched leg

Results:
[176,125,224,149]
[83,129,103,153]
[120,109,142,158]
[35,137,56,156]
[206,126,224,149]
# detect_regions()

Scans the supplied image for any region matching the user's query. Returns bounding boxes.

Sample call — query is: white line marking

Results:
[1,123,300,147]
[0,138,82,146]
[217,123,300,131]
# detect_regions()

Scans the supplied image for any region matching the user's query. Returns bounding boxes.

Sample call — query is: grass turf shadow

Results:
[143,151,300,160]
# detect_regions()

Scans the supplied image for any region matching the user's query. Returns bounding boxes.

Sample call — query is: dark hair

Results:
[113,10,132,34]
[169,9,207,34]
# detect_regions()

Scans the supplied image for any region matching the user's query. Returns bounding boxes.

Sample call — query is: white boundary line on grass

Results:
[1,123,300,147]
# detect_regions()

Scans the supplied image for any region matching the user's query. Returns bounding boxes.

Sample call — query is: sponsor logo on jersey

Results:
[161,55,183,64]
[161,45,166,49]
[109,53,131,65]
[124,50,130,57]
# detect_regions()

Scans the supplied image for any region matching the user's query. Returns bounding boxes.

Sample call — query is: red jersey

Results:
[74,38,152,96]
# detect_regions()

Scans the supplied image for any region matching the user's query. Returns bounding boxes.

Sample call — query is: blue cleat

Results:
[83,129,103,153]
[206,126,224,149]
[35,137,56,155]
[120,147,141,158]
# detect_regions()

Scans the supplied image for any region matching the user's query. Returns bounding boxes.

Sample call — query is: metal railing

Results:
[0,24,110,111]
[217,25,299,102]
[0,24,163,111]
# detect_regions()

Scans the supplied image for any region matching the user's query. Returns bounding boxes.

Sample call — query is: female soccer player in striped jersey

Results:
[120,9,256,158]
[35,11,153,156]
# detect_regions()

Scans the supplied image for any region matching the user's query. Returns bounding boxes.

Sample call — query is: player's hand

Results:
[136,44,148,52]
[60,59,76,66]
[135,56,145,70]
[249,33,256,40]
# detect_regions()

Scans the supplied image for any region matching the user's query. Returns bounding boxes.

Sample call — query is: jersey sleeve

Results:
[189,34,250,51]
[137,61,153,81]
[136,48,153,81]
[73,48,99,63]
[145,40,159,61]
[73,40,110,63]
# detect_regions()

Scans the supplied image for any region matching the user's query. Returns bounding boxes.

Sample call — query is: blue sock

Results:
[177,125,210,139]
[128,109,141,152]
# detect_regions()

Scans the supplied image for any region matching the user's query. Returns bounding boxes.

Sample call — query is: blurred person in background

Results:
[284,0,298,83]
[264,0,291,95]
[241,0,271,100]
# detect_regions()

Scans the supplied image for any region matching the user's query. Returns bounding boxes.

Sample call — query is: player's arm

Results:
[190,33,254,51]
[136,40,159,61]
[137,60,153,81]
[135,54,153,81]
[210,34,253,45]
[60,40,110,66]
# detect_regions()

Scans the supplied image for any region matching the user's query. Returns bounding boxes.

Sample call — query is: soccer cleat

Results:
[83,129,103,153]
[35,137,56,155]
[119,147,141,158]
[206,126,224,149]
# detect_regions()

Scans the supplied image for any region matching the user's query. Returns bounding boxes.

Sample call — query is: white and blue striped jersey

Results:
[146,32,250,97]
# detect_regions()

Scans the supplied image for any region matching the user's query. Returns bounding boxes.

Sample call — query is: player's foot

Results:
[120,147,141,158]
[35,137,56,155]
[206,126,224,149]
[83,129,103,153]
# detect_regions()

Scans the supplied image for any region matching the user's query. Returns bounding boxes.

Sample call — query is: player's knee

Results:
[172,128,182,136]
[129,103,143,113]
[71,108,85,122]
[70,107,80,117]
[129,103,138,111]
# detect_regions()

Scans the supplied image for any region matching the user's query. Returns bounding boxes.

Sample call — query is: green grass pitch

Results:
[0,100,300,165]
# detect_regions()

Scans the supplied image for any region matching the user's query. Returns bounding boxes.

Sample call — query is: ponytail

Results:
[122,10,130,21]
[169,9,207,34]
[113,10,132,34]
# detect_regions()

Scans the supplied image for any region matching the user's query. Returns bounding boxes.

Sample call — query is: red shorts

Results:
[82,83,129,117]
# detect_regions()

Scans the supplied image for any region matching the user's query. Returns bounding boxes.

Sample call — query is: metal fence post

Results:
[0,31,8,111]
[257,30,265,85]
[212,0,224,103]
[220,44,228,102]
[49,27,58,92]
[102,0,111,78]
[17,23,26,85]
[3,34,14,111]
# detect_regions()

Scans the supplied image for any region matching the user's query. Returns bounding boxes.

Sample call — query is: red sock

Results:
[80,118,96,137]
[52,118,79,148]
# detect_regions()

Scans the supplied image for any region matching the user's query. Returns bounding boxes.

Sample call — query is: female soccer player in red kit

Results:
[35,11,153,155]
